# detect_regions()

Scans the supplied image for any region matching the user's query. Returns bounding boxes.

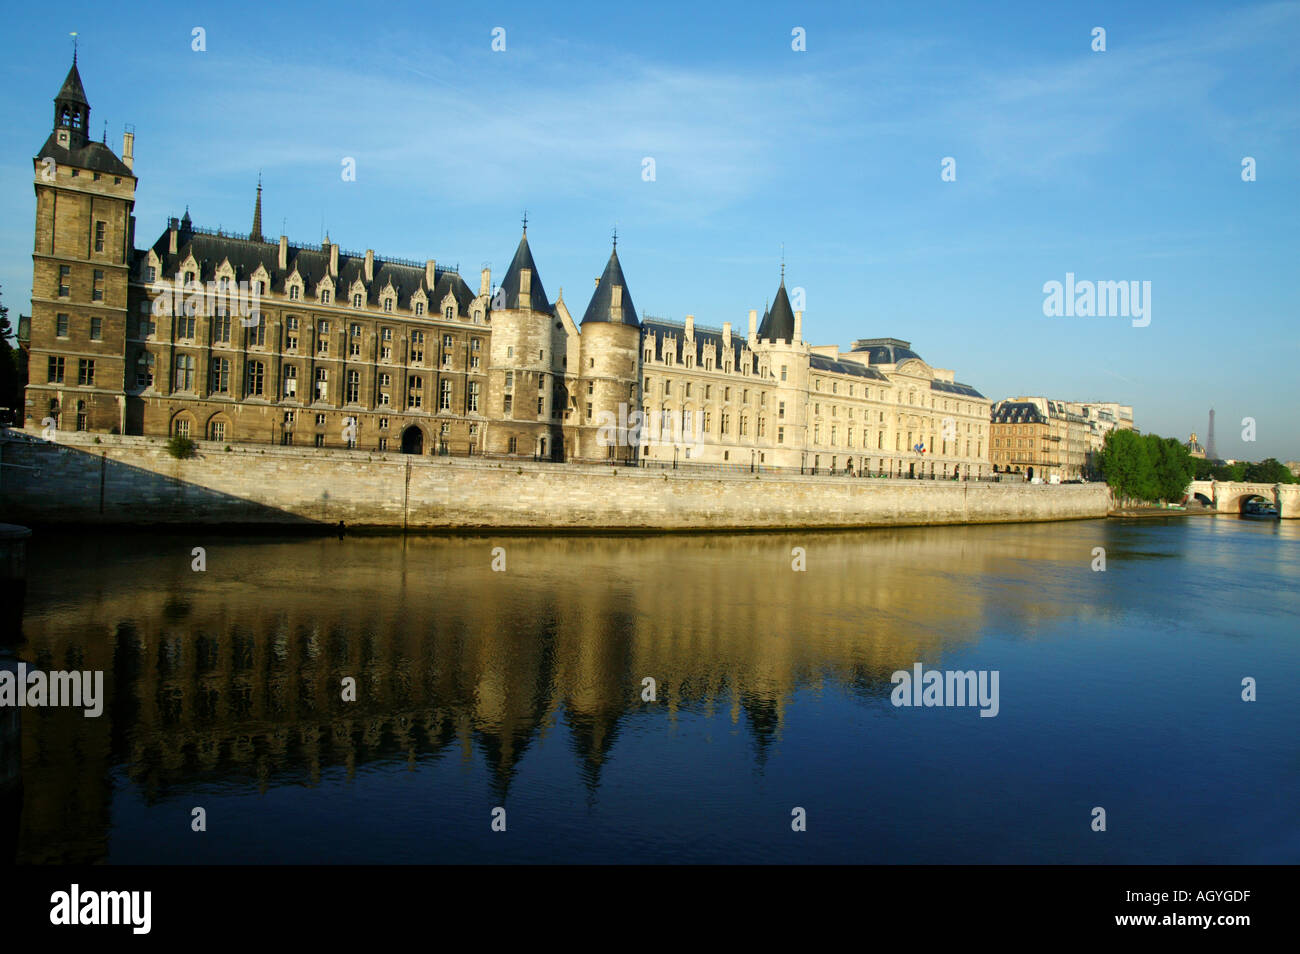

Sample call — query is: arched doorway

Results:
[400,426,424,455]
[1027,466,1034,480]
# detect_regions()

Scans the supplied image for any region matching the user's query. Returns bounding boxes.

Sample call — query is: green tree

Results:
[1099,428,1157,505]
[1146,434,1195,503]
[1243,458,1296,484]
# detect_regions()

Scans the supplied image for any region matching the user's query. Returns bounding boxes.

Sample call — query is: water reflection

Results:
[9,519,1294,863]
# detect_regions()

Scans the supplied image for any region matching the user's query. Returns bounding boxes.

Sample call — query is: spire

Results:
[495,226,550,312]
[756,269,795,342]
[250,176,264,243]
[581,240,639,327]
[53,51,91,146]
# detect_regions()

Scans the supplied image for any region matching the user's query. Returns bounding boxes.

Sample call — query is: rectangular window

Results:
[408,375,424,409]
[213,314,231,343]
[441,379,453,411]
[58,266,70,297]
[468,381,480,412]
[210,358,229,393]
[78,358,95,386]
[346,371,360,404]
[247,361,265,396]
[56,314,69,337]
[777,426,785,444]
[93,270,104,301]
[94,221,106,252]
[504,394,513,415]
[284,365,297,397]
[379,437,388,451]
[145,266,157,283]
[47,356,64,383]
[315,368,329,401]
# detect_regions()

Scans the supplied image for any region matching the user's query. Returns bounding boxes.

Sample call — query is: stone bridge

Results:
[1187,480,1300,517]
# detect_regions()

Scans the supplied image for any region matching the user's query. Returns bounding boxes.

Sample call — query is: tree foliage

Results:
[1098,430,1195,504]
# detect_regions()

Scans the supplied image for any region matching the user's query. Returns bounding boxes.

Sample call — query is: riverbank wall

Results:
[0,432,1111,531]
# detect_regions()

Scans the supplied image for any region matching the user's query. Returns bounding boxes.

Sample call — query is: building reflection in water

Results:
[11,525,1106,862]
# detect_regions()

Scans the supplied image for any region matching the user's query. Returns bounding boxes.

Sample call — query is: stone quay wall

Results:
[0,432,1110,531]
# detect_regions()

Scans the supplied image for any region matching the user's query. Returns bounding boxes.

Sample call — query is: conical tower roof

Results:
[496,229,550,312]
[756,273,795,342]
[581,245,639,327]
[56,59,89,108]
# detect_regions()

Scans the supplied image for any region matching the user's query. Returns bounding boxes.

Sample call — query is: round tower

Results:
[578,239,641,462]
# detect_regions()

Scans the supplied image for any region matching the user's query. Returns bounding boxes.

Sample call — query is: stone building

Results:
[24,57,992,476]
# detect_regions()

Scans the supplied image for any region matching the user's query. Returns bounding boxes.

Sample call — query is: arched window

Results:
[352,293,363,308]
[445,306,454,320]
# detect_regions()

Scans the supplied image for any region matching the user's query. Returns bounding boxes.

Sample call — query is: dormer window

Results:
[290,285,300,300]
[415,302,424,316]
[384,298,394,313]
[352,293,363,308]
[444,306,454,320]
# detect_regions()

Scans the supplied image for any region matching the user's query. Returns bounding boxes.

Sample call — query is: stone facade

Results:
[23,59,993,478]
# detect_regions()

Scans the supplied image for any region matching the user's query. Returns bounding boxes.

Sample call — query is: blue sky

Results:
[2,0,1296,459]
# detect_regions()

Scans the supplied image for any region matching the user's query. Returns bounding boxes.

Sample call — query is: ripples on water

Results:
[6,517,1298,863]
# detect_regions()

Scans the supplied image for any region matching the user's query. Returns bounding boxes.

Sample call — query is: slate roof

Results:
[809,353,888,380]
[57,60,89,108]
[931,380,986,399]
[756,279,795,342]
[849,338,923,365]
[992,401,1045,424]
[641,319,757,373]
[146,225,473,311]
[581,247,639,327]
[36,132,134,178]
[496,231,550,313]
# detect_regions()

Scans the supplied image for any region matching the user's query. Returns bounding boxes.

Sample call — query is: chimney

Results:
[748,309,757,340]
[278,236,288,271]
[329,243,339,277]
[168,218,179,255]
[519,268,532,297]
[479,267,490,298]
[425,259,437,289]
[722,321,732,348]
[793,310,803,343]
[685,314,694,338]
[122,130,134,171]
[364,249,374,283]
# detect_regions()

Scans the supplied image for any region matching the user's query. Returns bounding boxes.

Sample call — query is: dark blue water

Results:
[8,517,1298,863]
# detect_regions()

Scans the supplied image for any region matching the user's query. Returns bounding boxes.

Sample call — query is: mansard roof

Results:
[849,337,923,365]
[496,230,550,313]
[756,278,795,342]
[809,353,888,381]
[992,401,1046,424]
[581,247,639,327]
[147,225,473,311]
[930,379,985,399]
[36,132,134,178]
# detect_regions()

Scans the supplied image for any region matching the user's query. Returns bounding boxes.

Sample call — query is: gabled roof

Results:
[581,246,639,327]
[756,278,795,342]
[496,231,550,313]
[56,60,89,108]
[641,319,757,372]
